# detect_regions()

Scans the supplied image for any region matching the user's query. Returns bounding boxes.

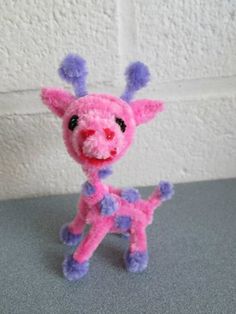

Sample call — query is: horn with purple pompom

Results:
[58,54,88,98]
[121,61,150,103]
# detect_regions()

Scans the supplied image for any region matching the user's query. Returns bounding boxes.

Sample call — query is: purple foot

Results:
[63,254,89,281]
[59,224,82,247]
[124,251,148,273]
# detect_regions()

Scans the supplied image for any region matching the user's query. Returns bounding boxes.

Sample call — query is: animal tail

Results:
[142,181,174,223]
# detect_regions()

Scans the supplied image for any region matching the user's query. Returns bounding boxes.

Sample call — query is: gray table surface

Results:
[0,179,235,314]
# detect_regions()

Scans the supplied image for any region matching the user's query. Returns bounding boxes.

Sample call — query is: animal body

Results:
[41,54,174,281]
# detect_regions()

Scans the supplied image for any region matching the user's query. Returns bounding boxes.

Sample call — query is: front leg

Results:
[63,218,113,281]
[60,198,88,246]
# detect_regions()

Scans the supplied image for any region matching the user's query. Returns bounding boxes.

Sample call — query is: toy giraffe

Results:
[41,54,174,281]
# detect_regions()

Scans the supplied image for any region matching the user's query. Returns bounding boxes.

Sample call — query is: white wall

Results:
[0,0,236,200]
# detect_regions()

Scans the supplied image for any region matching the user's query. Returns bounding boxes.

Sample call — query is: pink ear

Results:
[41,88,76,117]
[130,99,164,125]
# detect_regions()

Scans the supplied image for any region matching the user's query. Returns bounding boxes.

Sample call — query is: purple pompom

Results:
[82,181,96,196]
[99,194,118,216]
[158,181,174,201]
[59,224,82,246]
[121,188,141,203]
[115,216,131,230]
[98,167,113,179]
[121,61,150,102]
[58,54,88,97]
[125,62,150,90]
[63,255,89,281]
[124,251,148,273]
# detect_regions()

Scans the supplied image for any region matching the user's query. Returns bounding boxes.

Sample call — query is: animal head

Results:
[41,54,163,170]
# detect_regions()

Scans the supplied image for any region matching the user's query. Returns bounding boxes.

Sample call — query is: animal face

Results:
[62,94,136,167]
[41,54,164,169]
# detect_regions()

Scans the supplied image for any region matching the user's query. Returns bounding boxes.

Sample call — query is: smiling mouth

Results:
[79,147,117,165]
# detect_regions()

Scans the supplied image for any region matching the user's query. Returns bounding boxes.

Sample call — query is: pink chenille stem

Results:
[129,222,147,253]
[73,218,113,263]
[82,167,109,205]
[68,199,88,234]
[69,216,86,235]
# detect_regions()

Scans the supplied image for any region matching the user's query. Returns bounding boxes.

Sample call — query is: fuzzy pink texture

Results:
[69,188,162,262]
[41,88,75,117]
[41,89,165,264]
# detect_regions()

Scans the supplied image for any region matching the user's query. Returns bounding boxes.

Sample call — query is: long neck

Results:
[82,166,101,184]
[82,165,112,184]
[81,166,113,205]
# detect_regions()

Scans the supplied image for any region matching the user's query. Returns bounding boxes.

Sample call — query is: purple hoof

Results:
[124,251,148,273]
[59,224,82,246]
[63,254,89,281]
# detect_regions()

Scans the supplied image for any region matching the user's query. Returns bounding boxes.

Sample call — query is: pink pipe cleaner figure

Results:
[41,54,174,281]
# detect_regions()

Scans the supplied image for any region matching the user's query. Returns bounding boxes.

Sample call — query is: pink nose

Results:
[80,128,115,141]
[80,129,95,140]
[104,128,115,140]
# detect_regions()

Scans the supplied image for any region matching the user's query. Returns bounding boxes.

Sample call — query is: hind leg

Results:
[124,222,148,273]
[63,218,113,281]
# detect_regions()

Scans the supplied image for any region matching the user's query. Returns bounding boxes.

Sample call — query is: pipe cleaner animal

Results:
[41,54,174,281]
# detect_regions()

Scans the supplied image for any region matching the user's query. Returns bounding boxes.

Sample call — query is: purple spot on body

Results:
[115,216,131,230]
[82,181,95,196]
[121,188,140,203]
[99,194,118,216]
[98,167,113,179]
[159,181,174,201]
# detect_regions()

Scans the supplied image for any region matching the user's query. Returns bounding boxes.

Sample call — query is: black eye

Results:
[115,117,126,132]
[68,115,79,131]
